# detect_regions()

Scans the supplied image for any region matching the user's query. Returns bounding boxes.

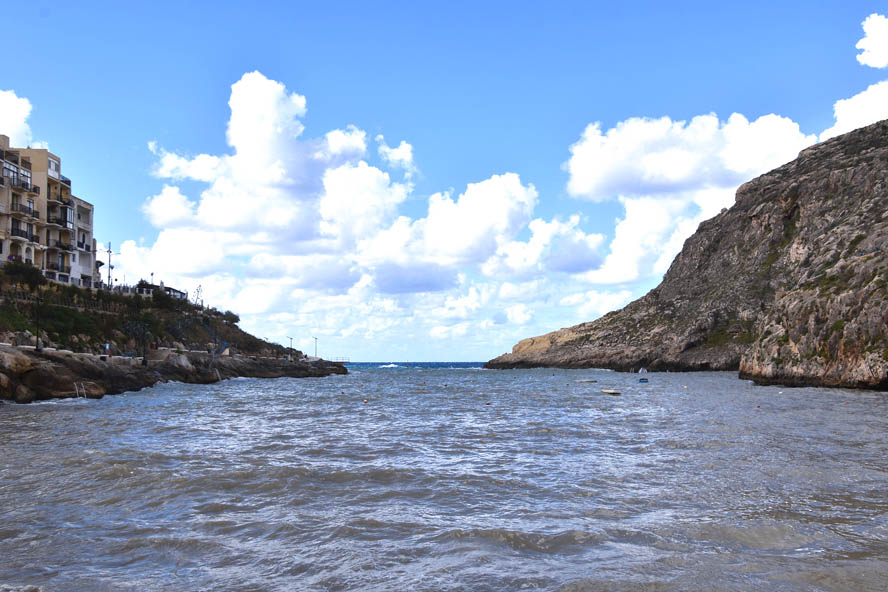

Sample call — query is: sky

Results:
[2,1,888,361]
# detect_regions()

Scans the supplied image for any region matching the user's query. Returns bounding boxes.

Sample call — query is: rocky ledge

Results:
[0,346,347,404]
[487,120,888,390]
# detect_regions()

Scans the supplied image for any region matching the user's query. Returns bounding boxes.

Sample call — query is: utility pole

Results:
[104,242,114,287]
[287,336,293,362]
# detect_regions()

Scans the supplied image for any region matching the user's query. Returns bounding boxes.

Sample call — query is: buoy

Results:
[485,402,491,406]
[363,399,368,404]
[757,405,760,408]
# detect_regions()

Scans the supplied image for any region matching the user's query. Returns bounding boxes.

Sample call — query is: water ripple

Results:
[1,369,886,590]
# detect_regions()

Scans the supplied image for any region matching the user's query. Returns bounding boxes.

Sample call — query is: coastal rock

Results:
[487,120,888,389]
[0,345,347,403]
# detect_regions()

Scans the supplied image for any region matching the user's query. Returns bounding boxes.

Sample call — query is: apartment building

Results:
[0,134,99,288]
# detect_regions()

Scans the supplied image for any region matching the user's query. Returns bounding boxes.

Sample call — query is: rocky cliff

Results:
[486,120,888,390]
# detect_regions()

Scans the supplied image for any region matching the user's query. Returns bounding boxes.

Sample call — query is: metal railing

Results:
[49,240,74,251]
[11,228,39,241]
[12,203,39,218]
[46,216,71,227]
[46,262,72,274]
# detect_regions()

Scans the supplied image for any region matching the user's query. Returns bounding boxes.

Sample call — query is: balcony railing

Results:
[61,175,71,187]
[46,216,72,227]
[49,240,74,251]
[48,194,73,206]
[11,228,39,242]
[46,262,72,274]
[12,204,39,219]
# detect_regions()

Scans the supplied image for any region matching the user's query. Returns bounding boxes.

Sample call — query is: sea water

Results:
[1,364,886,591]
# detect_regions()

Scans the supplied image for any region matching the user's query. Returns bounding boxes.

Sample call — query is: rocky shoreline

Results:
[0,345,347,404]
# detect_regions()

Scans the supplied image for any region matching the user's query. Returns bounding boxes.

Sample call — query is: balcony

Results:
[61,175,71,187]
[48,240,74,252]
[11,204,39,219]
[77,242,90,251]
[46,215,72,228]
[10,228,39,242]
[47,194,74,207]
[46,262,72,274]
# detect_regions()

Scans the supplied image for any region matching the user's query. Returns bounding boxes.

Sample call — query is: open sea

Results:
[1,363,887,591]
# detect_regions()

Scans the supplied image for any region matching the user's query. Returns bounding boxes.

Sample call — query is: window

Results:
[48,159,60,178]
[72,254,76,263]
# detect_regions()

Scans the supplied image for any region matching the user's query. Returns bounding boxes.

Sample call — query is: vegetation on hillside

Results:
[0,266,291,358]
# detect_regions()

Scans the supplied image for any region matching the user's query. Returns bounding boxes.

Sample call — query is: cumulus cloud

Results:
[559,289,634,319]
[482,215,604,278]
[856,13,888,69]
[319,161,408,247]
[0,90,34,147]
[819,80,888,141]
[356,172,540,273]
[565,113,814,201]
[505,303,533,325]
[141,185,196,227]
[377,135,417,178]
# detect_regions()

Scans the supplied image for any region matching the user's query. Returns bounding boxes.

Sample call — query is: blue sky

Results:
[3,1,888,360]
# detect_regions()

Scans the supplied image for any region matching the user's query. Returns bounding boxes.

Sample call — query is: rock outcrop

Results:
[487,120,888,390]
[0,346,347,404]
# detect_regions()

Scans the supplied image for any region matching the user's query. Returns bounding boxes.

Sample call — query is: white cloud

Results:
[377,135,417,178]
[498,280,543,300]
[149,146,225,182]
[356,172,540,271]
[319,161,408,246]
[430,322,472,340]
[421,173,538,265]
[505,303,533,325]
[819,80,888,141]
[856,13,888,69]
[141,185,196,227]
[559,289,633,318]
[0,90,34,147]
[325,125,367,157]
[566,113,814,201]
[482,215,605,278]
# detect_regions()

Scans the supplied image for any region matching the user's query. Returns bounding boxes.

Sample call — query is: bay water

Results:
[1,364,886,590]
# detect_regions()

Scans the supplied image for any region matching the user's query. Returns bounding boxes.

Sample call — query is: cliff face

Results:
[487,120,888,389]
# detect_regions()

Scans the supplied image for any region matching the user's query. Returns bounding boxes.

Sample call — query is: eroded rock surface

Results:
[487,120,888,389]
[0,346,347,403]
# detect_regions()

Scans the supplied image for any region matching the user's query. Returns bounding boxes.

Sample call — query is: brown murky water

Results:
[1,366,886,591]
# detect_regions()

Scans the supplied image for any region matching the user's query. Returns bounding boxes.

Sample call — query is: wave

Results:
[379,364,400,368]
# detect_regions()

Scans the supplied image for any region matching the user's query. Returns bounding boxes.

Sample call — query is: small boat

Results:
[575,379,598,383]
[600,388,621,396]
[638,378,649,383]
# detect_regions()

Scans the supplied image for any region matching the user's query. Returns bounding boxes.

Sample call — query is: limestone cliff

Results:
[487,120,888,389]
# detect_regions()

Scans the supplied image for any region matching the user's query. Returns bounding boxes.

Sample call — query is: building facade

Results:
[0,134,99,287]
